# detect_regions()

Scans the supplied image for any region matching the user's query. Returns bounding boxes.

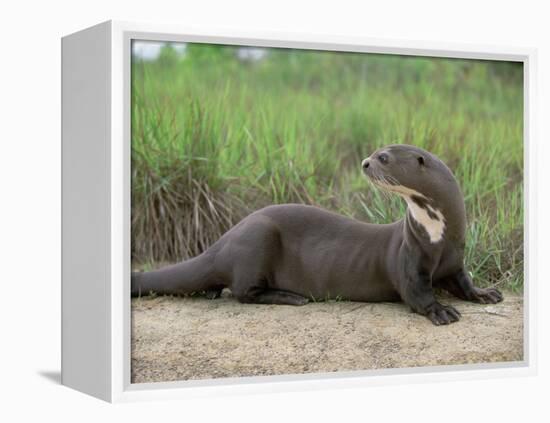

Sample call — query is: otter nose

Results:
[362,158,370,169]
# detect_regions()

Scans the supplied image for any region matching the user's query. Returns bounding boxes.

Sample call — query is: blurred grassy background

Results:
[131,42,523,291]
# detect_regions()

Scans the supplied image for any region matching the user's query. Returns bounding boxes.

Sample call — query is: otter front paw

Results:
[469,287,503,304]
[425,302,461,326]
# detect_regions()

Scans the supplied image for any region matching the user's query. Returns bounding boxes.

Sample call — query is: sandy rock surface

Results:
[131,291,523,383]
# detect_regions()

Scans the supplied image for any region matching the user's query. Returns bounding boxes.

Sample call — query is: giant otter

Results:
[132,144,503,325]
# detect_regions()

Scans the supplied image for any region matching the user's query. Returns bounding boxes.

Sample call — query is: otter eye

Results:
[417,156,425,166]
[378,153,389,164]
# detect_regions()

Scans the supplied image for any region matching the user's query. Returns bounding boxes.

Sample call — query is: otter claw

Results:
[426,302,461,326]
[471,287,503,304]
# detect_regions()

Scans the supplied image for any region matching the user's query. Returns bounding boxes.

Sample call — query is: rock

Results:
[131,293,523,383]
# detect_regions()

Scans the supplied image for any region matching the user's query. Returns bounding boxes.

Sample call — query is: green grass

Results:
[131,43,523,291]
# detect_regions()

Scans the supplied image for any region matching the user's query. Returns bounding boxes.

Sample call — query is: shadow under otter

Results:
[132,144,503,325]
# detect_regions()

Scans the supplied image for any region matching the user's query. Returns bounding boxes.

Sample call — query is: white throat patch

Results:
[374,182,446,243]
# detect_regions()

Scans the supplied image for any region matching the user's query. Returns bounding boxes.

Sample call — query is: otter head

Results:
[361,144,464,243]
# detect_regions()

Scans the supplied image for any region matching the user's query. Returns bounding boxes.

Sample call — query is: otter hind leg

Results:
[224,217,309,305]
[251,289,309,305]
[236,287,309,306]
[230,267,309,306]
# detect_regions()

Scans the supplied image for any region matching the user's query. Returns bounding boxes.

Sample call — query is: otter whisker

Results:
[386,175,400,186]
[376,174,394,201]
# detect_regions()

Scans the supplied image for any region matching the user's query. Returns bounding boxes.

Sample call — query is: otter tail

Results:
[131,253,219,297]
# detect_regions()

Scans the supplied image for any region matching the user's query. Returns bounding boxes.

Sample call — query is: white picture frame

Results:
[61,20,537,403]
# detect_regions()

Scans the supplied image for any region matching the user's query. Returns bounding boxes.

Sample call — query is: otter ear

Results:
[417,156,425,166]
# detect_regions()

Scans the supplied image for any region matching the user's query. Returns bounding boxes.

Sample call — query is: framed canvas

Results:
[61,20,537,402]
